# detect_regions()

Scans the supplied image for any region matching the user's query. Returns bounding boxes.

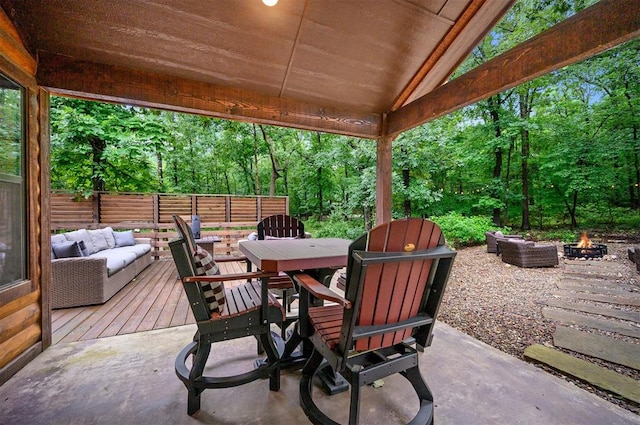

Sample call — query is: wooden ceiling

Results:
[1,0,514,138]
[1,0,638,139]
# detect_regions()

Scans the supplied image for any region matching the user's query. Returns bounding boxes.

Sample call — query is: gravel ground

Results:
[438,242,640,414]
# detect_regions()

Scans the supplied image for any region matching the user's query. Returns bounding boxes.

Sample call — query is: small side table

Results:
[194,236,222,254]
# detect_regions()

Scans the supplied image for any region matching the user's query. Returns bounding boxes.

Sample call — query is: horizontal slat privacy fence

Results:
[51,191,288,257]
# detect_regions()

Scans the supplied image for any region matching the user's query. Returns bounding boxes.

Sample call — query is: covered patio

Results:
[1,320,638,424]
[1,0,640,423]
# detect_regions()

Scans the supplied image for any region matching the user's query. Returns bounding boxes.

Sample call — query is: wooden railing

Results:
[50,191,289,258]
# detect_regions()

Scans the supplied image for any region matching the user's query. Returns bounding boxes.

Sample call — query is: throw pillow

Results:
[64,229,95,255]
[494,231,504,238]
[114,230,135,247]
[78,240,90,257]
[88,229,110,252]
[52,241,83,259]
[101,227,117,249]
[193,246,224,313]
[51,234,67,259]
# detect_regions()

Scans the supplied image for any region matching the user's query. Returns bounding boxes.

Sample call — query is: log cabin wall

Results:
[0,9,49,385]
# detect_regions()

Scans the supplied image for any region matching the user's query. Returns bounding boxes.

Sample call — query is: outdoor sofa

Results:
[50,227,153,308]
[485,230,524,254]
[497,238,559,268]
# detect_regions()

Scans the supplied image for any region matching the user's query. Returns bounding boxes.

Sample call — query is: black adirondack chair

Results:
[258,214,306,239]
[296,218,456,425]
[255,214,306,337]
[169,214,284,416]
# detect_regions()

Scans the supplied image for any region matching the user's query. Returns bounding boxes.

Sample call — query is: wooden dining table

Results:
[238,237,352,377]
[239,237,351,279]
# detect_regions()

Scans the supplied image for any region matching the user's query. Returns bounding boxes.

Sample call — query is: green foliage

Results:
[303,216,366,241]
[430,213,497,248]
[48,3,640,238]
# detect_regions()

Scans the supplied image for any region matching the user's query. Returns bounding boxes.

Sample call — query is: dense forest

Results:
[50,0,640,240]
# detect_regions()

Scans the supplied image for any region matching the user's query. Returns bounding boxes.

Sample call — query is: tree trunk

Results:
[560,188,579,230]
[259,125,281,196]
[89,136,106,192]
[519,89,534,230]
[316,132,324,220]
[633,125,640,211]
[487,95,503,226]
[402,146,411,217]
[156,150,163,190]
[502,138,514,226]
[251,124,260,195]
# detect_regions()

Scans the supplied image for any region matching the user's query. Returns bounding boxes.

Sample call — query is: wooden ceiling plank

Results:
[0,7,35,76]
[390,0,487,111]
[36,52,381,139]
[387,0,640,136]
[279,0,308,98]
[406,0,515,103]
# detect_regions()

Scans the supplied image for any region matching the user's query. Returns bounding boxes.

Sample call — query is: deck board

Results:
[51,258,251,343]
[51,257,322,344]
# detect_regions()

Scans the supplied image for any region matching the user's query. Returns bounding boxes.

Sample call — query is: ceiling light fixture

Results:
[262,0,278,6]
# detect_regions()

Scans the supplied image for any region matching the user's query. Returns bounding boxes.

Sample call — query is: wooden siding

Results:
[230,197,258,222]
[100,193,154,223]
[51,191,287,230]
[50,191,290,259]
[195,195,227,222]
[0,8,44,386]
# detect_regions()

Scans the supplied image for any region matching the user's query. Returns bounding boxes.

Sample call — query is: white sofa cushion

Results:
[64,229,96,255]
[88,229,110,252]
[102,227,117,249]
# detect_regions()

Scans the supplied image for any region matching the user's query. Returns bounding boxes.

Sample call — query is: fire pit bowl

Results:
[564,232,608,259]
[563,243,608,259]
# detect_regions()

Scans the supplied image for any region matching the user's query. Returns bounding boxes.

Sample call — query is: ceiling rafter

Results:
[390,0,490,112]
[387,0,640,136]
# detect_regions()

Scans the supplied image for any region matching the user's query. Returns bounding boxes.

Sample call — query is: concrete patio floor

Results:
[1,322,637,425]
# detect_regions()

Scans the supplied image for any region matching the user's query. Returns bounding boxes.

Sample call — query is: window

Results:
[0,73,25,288]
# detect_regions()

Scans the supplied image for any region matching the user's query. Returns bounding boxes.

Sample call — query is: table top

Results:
[238,238,351,272]
[194,236,222,243]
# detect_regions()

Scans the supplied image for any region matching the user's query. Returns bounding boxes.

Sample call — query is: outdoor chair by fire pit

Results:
[485,230,524,254]
[497,239,559,268]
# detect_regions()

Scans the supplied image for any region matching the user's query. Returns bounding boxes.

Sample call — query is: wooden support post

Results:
[376,135,393,225]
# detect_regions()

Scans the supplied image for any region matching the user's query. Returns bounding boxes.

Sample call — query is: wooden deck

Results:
[51,258,248,344]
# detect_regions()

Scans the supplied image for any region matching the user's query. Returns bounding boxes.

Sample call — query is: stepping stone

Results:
[553,325,640,370]
[557,282,640,296]
[550,290,640,307]
[539,298,640,323]
[562,270,625,280]
[524,344,640,404]
[542,308,640,339]
[563,261,623,270]
[561,277,625,287]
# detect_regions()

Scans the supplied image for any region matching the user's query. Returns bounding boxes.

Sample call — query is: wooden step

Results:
[553,326,640,370]
[549,290,640,307]
[542,308,640,339]
[538,298,640,323]
[524,344,640,404]
[557,281,640,296]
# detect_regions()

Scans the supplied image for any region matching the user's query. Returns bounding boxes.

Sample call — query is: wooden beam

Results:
[375,133,393,225]
[0,7,35,77]
[391,0,489,111]
[36,52,382,139]
[387,0,640,136]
